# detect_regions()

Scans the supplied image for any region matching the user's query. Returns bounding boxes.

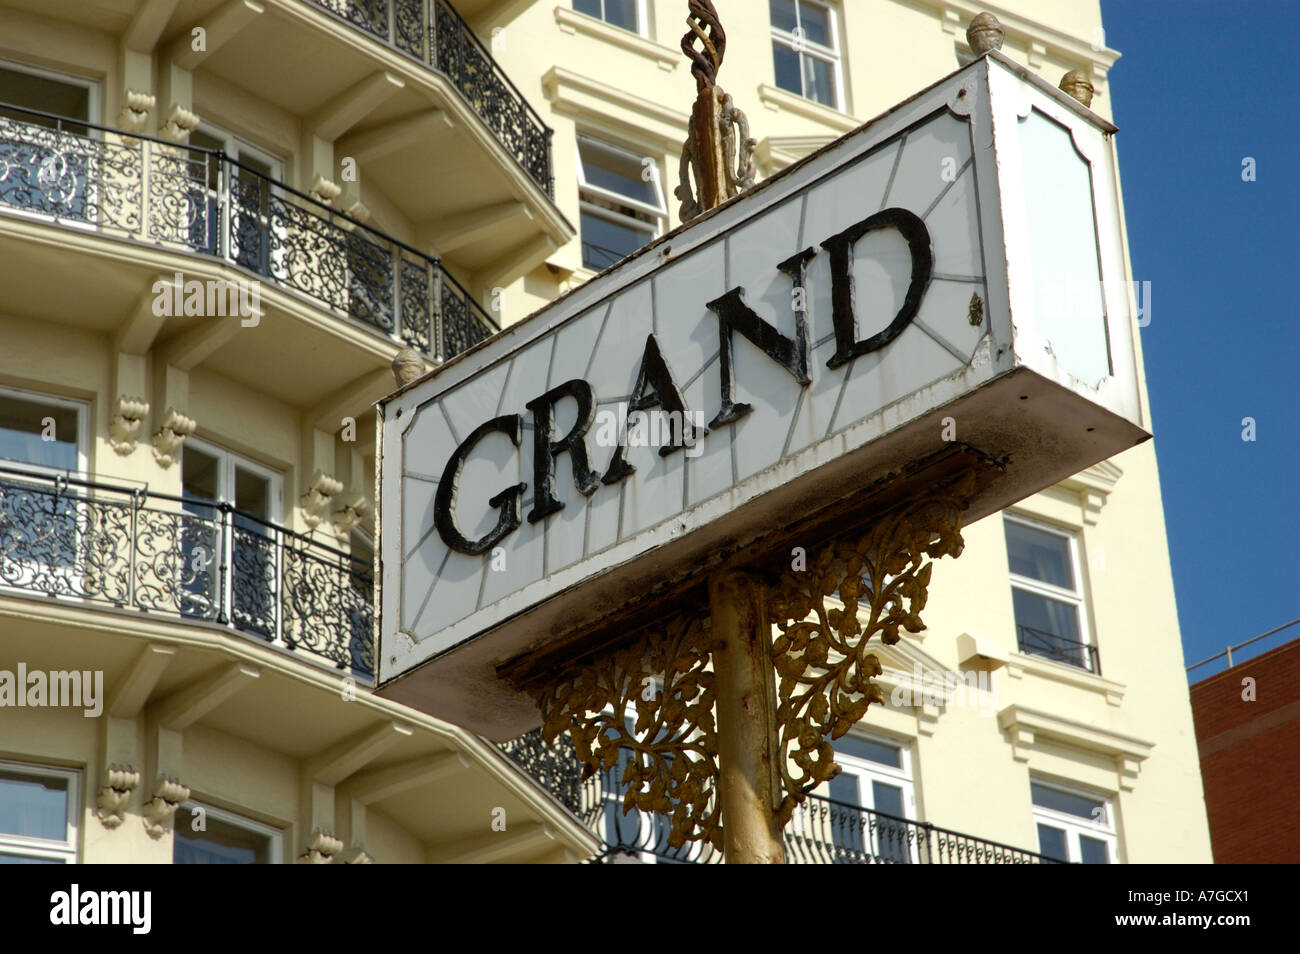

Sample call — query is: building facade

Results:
[0,0,1212,864]
[483,0,1211,864]
[1189,635,1300,864]
[0,0,597,863]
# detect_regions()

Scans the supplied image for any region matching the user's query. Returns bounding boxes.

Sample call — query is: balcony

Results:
[501,731,1062,864]
[0,466,374,680]
[303,0,553,196]
[1017,624,1101,675]
[0,103,496,364]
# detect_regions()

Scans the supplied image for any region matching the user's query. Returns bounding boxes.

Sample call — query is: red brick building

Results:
[1189,637,1300,863]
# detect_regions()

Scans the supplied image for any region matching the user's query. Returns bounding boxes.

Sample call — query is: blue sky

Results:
[1099,1,1300,678]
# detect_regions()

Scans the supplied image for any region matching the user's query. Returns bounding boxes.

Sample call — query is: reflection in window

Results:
[1005,516,1095,671]
[577,136,665,271]
[770,0,840,108]
[1031,781,1114,863]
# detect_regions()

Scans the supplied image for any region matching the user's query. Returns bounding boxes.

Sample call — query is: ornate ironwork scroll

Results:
[675,0,756,222]
[766,473,975,822]
[537,614,723,851]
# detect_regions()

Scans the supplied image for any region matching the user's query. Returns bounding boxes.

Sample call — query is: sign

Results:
[376,52,1147,738]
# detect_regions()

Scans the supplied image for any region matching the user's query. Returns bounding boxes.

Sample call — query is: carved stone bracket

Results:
[95,764,141,829]
[117,90,156,133]
[537,614,723,852]
[309,175,342,205]
[159,104,200,141]
[142,776,190,838]
[300,470,345,529]
[766,472,974,823]
[297,830,344,863]
[333,495,372,538]
[109,395,151,455]
[152,407,196,468]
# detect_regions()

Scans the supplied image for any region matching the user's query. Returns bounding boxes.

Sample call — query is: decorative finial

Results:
[392,347,425,387]
[1059,69,1095,107]
[966,12,1005,56]
[675,1,756,223]
[682,0,726,94]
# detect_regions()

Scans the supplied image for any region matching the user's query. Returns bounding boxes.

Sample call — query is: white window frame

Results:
[0,760,80,864]
[191,123,287,280]
[181,437,284,639]
[173,800,283,864]
[0,59,102,234]
[0,387,91,598]
[1005,512,1095,672]
[818,731,919,862]
[574,0,647,37]
[0,385,89,476]
[1030,779,1117,864]
[576,134,665,270]
[769,0,844,110]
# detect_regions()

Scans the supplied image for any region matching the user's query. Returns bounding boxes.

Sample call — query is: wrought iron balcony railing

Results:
[0,466,374,679]
[304,0,554,195]
[1017,624,1101,675]
[500,730,1062,864]
[0,103,497,362]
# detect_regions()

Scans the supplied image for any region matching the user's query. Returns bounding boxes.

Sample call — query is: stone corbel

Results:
[143,776,190,838]
[159,104,200,141]
[152,408,196,468]
[310,175,342,205]
[333,495,371,538]
[297,830,343,863]
[300,471,344,529]
[336,198,371,233]
[117,90,156,133]
[109,396,151,456]
[95,764,141,829]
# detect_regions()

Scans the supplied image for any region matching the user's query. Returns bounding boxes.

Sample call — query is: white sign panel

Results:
[376,53,1146,735]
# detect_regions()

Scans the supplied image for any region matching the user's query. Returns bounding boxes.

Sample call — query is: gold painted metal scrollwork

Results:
[766,474,975,823]
[538,615,723,851]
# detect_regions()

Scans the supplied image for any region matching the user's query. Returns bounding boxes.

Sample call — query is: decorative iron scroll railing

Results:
[1017,624,1102,675]
[0,103,497,362]
[0,467,374,679]
[499,730,1063,864]
[303,0,554,196]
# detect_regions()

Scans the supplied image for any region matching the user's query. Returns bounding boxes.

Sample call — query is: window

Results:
[577,136,665,271]
[0,762,79,864]
[187,126,284,278]
[0,389,89,594]
[181,439,283,635]
[573,0,644,34]
[1031,781,1115,863]
[348,527,375,675]
[0,61,98,224]
[1004,515,1096,672]
[769,0,841,108]
[173,802,282,864]
[0,387,86,473]
[825,734,916,863]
